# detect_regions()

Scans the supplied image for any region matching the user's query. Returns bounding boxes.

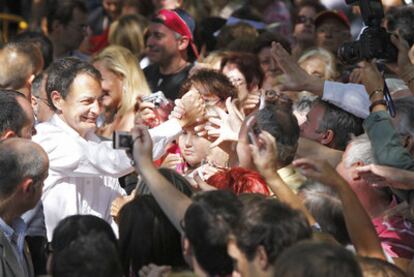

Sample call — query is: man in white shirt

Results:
[33,58,134,240]
[34,57,205,240]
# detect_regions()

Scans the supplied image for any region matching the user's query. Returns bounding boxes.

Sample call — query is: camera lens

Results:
[337,41,361,64]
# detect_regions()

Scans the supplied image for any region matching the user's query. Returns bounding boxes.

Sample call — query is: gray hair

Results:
[343,133,376,168]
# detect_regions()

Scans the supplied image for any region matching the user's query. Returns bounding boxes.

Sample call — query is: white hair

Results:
[344,133,376,168]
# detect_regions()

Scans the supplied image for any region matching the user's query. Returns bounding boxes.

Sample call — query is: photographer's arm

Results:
[271,42,371,119]
[361,61,414,171]
[293,158,386,260]
[131,124,192,233]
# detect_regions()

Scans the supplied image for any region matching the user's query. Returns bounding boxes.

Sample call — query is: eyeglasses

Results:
[296,15,315,25]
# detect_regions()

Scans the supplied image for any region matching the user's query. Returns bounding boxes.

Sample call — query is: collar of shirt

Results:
[0,217,27,257]
[51,114,83,140]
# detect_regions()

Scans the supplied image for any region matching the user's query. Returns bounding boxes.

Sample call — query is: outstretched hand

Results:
[293,158,344,187]
[360,61,384,97]
[270,42,323,94]
[131,124,153,168]
[170,89,205,128]
[205,98,244,148]
[356,164,414,190]
[249,131,279,178]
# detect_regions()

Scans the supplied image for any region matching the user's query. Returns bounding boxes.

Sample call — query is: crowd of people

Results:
[1,0,414,276]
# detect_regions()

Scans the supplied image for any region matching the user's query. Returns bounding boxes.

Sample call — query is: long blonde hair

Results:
[92,45,151,116]
[108,14,148,59]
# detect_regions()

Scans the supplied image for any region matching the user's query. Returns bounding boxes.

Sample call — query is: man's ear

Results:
[51,90,63,112]
[320,129,334,146]
[255,245,269,270]
[20,178,34,194]
[1,130,17,140]
[351,160,364,181]
[178,36,190,52]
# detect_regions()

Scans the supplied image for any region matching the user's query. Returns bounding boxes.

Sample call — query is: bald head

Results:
[0,138,48,197]
[0,42,43,98]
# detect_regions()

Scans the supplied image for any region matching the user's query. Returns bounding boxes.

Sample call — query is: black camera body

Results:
[337,0,397,64]
[113,131,132,150]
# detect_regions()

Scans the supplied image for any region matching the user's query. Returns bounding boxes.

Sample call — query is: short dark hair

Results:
[31,72,46,98]
[46,0,88,32]
[118,195,188,276]
[386,6,414,47]
[180,69,237,101]
[46,57,101,111]
[315,99,364,151]
[254,31,292,54]
[274,241,363,277]
[221,52,264,90]
[136,167,194,196]
[298,180,351,245]
[235,198,311,264]
[293,0,326,21]
[52,232,123,277]
[0,138,47,197]
[11,31,54,69]
[184,190,243,276]
[254,103,300,167]
[51,215,117,254]
[357,256,406,277]
[0,90,28,137]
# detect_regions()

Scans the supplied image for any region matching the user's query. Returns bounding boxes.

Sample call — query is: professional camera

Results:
[337,0,397,64]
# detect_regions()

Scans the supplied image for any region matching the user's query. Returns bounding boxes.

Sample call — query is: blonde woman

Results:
[108,14,148,68]
[298,47,338,80]
[92,45,151,138]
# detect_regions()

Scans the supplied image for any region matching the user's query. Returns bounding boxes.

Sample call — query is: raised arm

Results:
[131,124,192,233]
[250,131,316,226]
[293,158,386,260]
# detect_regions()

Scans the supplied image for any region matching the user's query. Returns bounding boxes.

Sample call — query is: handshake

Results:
[114,89,206,150]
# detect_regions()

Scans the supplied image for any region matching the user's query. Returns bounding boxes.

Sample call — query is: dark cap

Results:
[315,10,350,29]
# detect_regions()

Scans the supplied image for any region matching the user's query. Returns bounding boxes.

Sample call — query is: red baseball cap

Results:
[153,9,199,60]
[315,10,351,30]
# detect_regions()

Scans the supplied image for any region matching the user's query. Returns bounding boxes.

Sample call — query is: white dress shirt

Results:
[33,115,134,240]
[33,115,183,240]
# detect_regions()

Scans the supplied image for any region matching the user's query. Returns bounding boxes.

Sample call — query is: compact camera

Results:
[113,131,132,150]
[337,0,398,64]
[141,91,169,107]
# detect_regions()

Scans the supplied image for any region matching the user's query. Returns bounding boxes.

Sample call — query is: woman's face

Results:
[299,56,328,79]
[293,6,317,42]
[178,129,211,167]
[93,60,124,112]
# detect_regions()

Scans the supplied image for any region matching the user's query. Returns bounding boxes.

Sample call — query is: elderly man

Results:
[0,138,49,277]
